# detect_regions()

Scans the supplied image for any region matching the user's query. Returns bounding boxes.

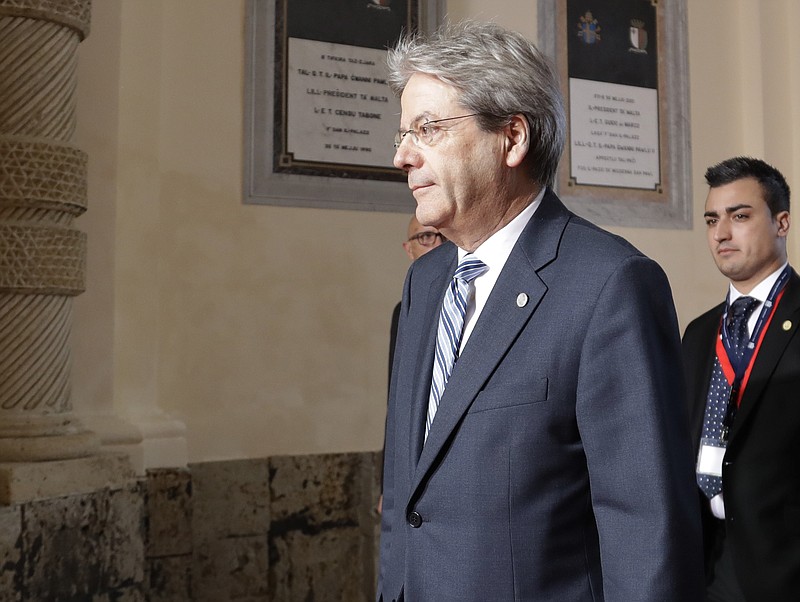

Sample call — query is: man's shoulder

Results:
[528,190,651,269]
[543,192,646,260]
[563,215,642,257]
[684,267,800,334]
[541,213,660,282]
[784,267,800,296]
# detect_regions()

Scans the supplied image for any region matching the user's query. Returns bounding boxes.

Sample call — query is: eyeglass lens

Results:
[393,114,479,149]
[413,232,444,246]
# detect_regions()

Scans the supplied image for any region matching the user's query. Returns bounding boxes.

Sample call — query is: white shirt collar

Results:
[457,187,545,270]
[728,261,788,305]
[455,188,545,351]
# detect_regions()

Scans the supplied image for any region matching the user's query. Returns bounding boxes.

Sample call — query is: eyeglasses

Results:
[393,113,480,149]
[408,231,446,247]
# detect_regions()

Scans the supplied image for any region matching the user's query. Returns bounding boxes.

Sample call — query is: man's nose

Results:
[713,220,731,241]
[393,135,420,172]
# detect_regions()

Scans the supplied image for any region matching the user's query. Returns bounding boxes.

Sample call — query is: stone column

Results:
[0,0,96,463]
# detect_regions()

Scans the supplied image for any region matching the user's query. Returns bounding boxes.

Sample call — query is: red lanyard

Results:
[715,288,785,407]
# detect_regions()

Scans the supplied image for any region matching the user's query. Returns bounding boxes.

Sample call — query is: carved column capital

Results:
[0,0,91,39]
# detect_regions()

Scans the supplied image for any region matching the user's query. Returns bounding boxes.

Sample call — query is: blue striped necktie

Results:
[425,255,488,440]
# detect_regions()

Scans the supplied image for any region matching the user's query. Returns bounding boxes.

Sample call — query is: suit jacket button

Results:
[408,511,422,528]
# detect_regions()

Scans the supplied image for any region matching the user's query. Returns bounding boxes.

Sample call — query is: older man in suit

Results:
[682,156,799,600]
[378,20,703,602]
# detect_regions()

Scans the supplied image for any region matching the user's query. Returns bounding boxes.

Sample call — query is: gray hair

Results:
[387,20,566,188]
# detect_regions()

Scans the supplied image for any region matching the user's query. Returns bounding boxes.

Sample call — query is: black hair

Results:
[705,156,790,215]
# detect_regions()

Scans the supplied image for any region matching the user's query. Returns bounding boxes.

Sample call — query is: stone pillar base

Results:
[0,452,136,505]
[0,413,99,463]
[82,411,188,474]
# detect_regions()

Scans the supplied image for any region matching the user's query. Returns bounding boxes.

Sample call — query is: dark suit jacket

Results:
[378,189,704,602]
[682,269,800,600]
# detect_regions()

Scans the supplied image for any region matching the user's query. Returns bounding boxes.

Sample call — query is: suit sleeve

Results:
[575,254,705,601]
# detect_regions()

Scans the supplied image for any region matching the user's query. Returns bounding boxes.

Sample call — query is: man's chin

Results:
[715,264,743,282]
[414,202,445,228]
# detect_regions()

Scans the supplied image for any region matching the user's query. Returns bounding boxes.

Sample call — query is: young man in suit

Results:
[378,20,704,602]
[683,156,799,600]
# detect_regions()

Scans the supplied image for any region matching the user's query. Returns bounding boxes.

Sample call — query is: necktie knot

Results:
[454,256,488,284]
[727,295,759,357]
[729,295,759,322]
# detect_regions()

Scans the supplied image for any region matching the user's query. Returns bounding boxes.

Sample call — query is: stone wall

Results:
[0,475,146,601]
[0,451,382,601]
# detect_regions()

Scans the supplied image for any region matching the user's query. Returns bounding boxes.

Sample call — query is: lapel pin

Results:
[516,293,528,308]
[783,320,792,331]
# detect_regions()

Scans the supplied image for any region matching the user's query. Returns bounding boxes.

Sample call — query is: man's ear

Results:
[776,211,791,238]
[504,114,529,168]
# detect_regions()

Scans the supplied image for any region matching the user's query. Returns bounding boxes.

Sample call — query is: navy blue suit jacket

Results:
[378,190,704,601]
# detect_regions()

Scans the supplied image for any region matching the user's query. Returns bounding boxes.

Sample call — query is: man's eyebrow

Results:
[724,203,752,214]
[703,203,753,218]
[403,112,435,127]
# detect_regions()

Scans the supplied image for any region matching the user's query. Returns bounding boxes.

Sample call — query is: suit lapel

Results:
[408,190,569,499]
[732,271,800,437]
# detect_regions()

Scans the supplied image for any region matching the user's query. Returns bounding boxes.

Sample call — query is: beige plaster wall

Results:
[70,0,800,468]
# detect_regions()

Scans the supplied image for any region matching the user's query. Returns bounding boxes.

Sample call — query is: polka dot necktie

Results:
[425,255,488,441]
[697,295,760,498]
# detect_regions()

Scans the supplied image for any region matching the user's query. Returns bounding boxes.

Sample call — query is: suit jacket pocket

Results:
[468,377,549,414]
